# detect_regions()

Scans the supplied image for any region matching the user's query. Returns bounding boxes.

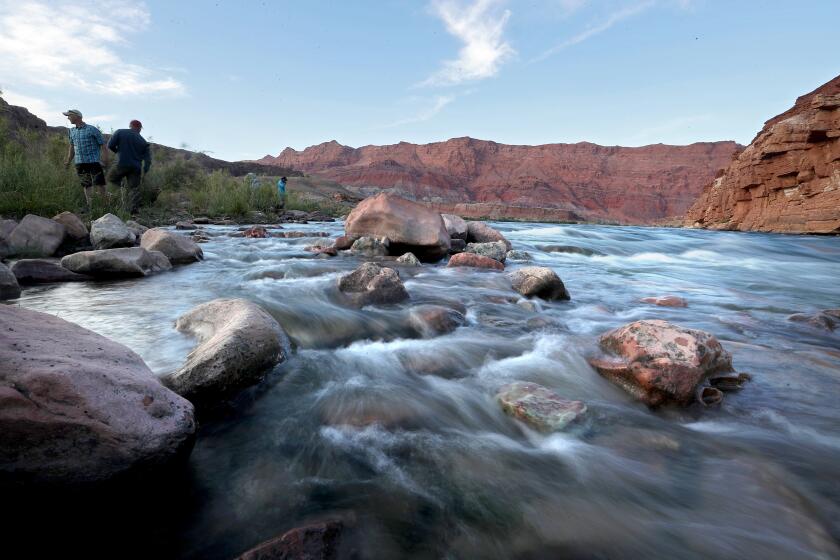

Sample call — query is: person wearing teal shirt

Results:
[277,176,287,210]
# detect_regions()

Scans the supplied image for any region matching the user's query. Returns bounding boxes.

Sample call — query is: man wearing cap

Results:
[107,119,152,215]
[63,109,109,207]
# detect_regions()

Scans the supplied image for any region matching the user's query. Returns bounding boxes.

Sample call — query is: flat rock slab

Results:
[163,298,291,404]
[61,247,172,278]
[10,259,90,284]
[0,305,195,484]
[140,228,203,264]
[497,382,586,432]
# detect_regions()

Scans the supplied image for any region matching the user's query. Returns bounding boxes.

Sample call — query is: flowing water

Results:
[7,221,840,559]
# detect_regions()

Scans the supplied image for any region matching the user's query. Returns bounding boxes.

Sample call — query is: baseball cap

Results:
[62,109,83,118]
[130,119,142,128]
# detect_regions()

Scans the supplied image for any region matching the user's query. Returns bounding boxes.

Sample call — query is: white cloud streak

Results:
[0,0,185,96]
[380,95,457,128]
[420,0,515,87]
[532,0,655,62]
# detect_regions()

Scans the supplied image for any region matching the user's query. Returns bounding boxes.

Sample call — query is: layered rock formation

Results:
[258,138,740,224]
[685,75,840,233]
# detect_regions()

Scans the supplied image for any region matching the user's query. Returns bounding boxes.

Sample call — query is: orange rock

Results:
[640,295,688,308]
[447,252,505,270]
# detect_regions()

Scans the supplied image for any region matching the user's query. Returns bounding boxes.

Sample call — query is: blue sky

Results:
[1,0,838,160]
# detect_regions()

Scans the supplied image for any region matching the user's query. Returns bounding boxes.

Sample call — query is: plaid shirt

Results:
[68,124,104,164]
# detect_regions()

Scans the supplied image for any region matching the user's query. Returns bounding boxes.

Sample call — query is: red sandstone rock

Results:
[257,138,740,224]
[685,74,840,233]
[640,295,688,308]
[447,252,505,270]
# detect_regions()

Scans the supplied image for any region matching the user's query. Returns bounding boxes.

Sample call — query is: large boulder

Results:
[350,236,389,257]
[90,213,135,250]
[345,193,450,261]
[588,320,734,406]
[140,228,204,264]
[162,299,290,403]
[466,221,511,250]
[441,213,468,240]
[447,252,504,270]
[61,247,171,278]
[0,219,17,258]
[0,262,21,300]
[337,262,409,306]
[497,382,586,432]
[508,266,570,300]
[10,259,89,284]
[466,241,507,263]
[52,211,88,240]
[0,305,196,484]
[6,214,67,257]
[126,220,149,238]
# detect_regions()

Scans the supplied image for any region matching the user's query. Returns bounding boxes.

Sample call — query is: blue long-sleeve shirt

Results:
[108,129,151,172]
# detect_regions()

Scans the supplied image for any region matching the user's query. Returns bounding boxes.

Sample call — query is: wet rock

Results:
[508,266,570,300]
[466,241,507,263]
[243,226,268,238]
[447,252,505,270]
[538,244,602,256]
[10,259,89,284]
[192,216,210,224]
[442,213,468,240]
[506,250,531,261]
[333,235,357,250]
[90,213,135,250]
[175,221,198,230]
[140,228,204,264]
[408,305,466,337]
[337,262,409,306]
[497,382,586,432]
[0,219,17,257]
[61,247,172,278]
[162,298,290,403]
[306,245,338,257]
[52,211,88,239]
[517,299,540,312]
[0,261,21,299]
[466,221,511,250]
[125,220,149,238]
[235,520,344,560]
[449,238,466,254]
[709,372,752,391]
[273,231,330,238]
[697,386,724,406]
[588,320,734,406]
[6,214,67,257]
[396,252,421,266]
[345,193,451,260]
[788,310,840,332]
[350,236,389,257]
[0,305,195,484]
[641,295,688,308]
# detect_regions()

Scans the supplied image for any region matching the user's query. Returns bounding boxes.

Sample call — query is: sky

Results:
[1,0,839,161]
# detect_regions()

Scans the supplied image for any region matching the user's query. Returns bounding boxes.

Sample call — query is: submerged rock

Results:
[466,241,507,263]
[788,309,840,332]
[61,247,172,277]
[90,213,135,250]
[306,245,338,257]
[538,244,602,256]
[10,259,89,284]
[0,305,195,484]
[6,214,67,257]
[396,252,421,266]
[345,193,451,260]
[52,211,88,240]
[0,261,21,299]
[641,295,688,308]
[466,221,511,250]
[125,220,149,238]
[175,221,198,230]
[408,305,466,337]
[442,213,468,240]
[163,298,290,403]
[140,228,204,264]
[243,226,268,238]
[337,262,409,306]
[447,252,504,270]
[588,320,734,406]
[497,382,586,432]
[508,266,570,300]
[235,520,344,560]
[506,250,531,261]
[350,236,389,257]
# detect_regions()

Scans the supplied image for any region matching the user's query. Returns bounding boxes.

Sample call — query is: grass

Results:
[0,117,347,222]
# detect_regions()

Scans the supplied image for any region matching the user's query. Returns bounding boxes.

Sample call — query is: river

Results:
[8,221,840,559]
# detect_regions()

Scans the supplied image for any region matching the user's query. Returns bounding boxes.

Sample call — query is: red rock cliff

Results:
[257,138,740,224]
[685,75,840,233]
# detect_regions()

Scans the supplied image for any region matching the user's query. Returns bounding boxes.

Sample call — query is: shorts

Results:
[75,162,106,188]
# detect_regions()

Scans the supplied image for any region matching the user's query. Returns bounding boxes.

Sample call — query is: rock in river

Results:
[466,241,507,263]
[640,295,688,308]
[442,213,468,240]
[447,252,505,270]
[466,221,511,250]
[10,259,89,284]
[5,214,67,257]
[140,228,204,264]
[588,319,734,406]
[396,252,421,266]
[350,236,389,257]
[52,211,88,240]
[89,213,135,250]
[0,261,21,300]
[337,262,409,306]
[61,247,172,277]
[508,266,570,300]
[497,381,586,432]
[163,298,291,403]
[408,305,466,337]
[235,519,344,560]
[0,305,196,484]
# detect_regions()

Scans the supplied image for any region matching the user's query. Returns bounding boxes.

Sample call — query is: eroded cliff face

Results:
[258,138,740,224]
[685,75,840,234]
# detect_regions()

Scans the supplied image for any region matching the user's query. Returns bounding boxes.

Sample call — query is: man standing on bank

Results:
[107,119,151,215]
[63,109,109,208]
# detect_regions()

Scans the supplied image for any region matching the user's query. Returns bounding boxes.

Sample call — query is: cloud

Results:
[380,95,457,128]
[420,0,515,87]
[532,0,655,62]
[0,0,185,96]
